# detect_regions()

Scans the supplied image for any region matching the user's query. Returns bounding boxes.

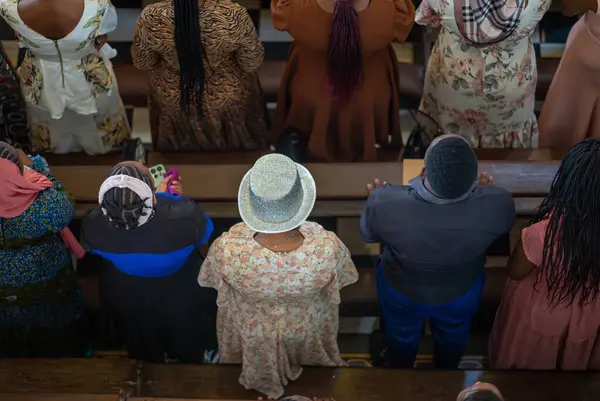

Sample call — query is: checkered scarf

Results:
[455,0,526,45]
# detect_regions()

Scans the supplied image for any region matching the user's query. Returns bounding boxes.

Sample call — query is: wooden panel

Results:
[0,359,138,395]
[54,161,557,203]
[74,197,544,219]
[3,395,120,401]
[140,364,600,401]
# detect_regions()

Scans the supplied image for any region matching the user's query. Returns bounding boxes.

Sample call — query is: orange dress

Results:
[271,0,415,161]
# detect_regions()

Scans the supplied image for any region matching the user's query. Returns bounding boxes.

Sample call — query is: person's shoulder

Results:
[155,193,198,217]
[140,1,170,19]
[209,0,246,16]
[474,185,514,204]
[369,185,414,207]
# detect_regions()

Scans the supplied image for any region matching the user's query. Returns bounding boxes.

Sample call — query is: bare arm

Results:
[562,0,597,17]
[507,240,538,281]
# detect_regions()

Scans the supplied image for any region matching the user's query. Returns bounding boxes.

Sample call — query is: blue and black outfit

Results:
[361,177,515,368]
[81,192,217,362]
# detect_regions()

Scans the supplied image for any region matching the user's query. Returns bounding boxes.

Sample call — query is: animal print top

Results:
[132,0,269,152]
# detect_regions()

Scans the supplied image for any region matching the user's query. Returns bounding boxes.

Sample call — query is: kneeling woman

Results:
[82,162,217,362]
[0,142,85,356]
[199,154,358,398]
[490,139,600,369]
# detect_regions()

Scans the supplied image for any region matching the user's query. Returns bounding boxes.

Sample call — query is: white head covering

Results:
[98,174,155,228]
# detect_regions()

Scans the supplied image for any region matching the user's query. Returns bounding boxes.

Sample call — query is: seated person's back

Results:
[361,134,515,368]
[81,162,217,363]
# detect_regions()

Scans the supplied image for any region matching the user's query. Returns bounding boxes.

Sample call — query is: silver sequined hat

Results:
[238,154,316,234]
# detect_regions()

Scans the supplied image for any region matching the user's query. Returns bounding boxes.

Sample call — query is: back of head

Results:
[100,162,154,230]
[424,134,478,199]
[327,0,363,102]
[533,138,600,306]
[462,390,503,401]
[0,141,22,172]
[173,0,205,116]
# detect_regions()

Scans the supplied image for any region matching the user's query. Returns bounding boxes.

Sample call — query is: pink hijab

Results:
[0,158,85,259]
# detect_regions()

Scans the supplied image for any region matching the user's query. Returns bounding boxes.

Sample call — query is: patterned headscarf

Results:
[0,141,22,172]
[455,0,527,45]
[99,162,155,230]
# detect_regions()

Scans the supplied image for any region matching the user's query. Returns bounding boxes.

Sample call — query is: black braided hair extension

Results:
[173,0,205,117]
[529,139,600,307]
[101,163,155,230]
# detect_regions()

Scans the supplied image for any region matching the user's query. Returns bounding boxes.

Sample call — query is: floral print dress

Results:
[0,157,84,355]
[416,0,550,148]
[0,0,130,154]
[198,222,358,399]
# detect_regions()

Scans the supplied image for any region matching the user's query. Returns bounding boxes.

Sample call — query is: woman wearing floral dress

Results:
[416,0,550,148]
[0,141,85,356]
[199,154,358,399]
[0,0,130,154]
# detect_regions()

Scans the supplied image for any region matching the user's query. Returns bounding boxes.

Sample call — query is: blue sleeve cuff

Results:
[155,192,181,199]
[198,213,213,246]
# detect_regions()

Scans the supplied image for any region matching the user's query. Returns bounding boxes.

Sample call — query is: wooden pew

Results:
[140,364,600,401]
[3,359,600,401]
[54,150,560,218]
[5,396,120,401]
[0,358,139,395]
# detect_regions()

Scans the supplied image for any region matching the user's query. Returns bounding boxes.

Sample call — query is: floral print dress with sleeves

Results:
[416,0,550,148]
[198,222,359,399]
[0,0,130,154]
[1,157,82,340]
[270,0,415,161]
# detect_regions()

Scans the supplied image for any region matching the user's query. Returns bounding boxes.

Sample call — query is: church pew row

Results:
[112,57,561,108]
[2,359,600,401]
[54,158,559,208]
[60,153,558,322]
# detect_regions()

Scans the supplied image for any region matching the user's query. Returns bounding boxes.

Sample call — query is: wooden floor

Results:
[1,359,600,401]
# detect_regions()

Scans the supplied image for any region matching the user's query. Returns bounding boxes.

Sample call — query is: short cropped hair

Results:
[425,135,478,199]
[463,389,503,401]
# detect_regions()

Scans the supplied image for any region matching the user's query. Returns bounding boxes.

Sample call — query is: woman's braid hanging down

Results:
[530,138,600,307]
[174,0,206,116]
[101,163,155,230]
[327,0,363,102]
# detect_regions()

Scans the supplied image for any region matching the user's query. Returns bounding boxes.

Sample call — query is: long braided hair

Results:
[100,162,155,230]
[174,0,205,116]
[0,141,22,172]
[327,0,363,102]
[530,139,600,307]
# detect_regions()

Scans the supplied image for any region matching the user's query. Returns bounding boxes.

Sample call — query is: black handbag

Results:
[275,126,308,164]
[402,109,443,160]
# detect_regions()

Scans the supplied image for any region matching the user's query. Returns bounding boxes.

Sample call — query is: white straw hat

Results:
[238,154,316,234]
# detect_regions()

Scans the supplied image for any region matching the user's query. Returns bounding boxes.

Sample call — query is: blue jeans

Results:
[377,264,485,368]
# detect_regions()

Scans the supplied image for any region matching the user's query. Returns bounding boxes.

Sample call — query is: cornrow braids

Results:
[530,139,600,307]
[101,163,155,230]
[174,0,205,117]
[0,140,22,172]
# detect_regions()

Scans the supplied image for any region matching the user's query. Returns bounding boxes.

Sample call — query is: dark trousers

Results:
[377,264,484,368]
